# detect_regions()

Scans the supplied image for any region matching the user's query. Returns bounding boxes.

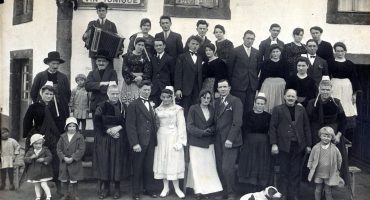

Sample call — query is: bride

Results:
[153,86,187,199]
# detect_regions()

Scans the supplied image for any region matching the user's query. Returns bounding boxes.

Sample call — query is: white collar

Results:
[321,143,330,149]
[270,36,278,41]
[157,52,164,58]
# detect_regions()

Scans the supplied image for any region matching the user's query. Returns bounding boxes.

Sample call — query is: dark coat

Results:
[269,104,312,153]
[24,147,53,181]
[174,52,203,96]
[302,53,329,87]
[57,132,86,181]
[214,94,243,147]
[83,19,118,58]
[126,98,157,147]
[317,40,334,62]
[150,53,175,95]
[228,45,260,91]
[187,104,216,148]
[30,70,71,120]
[85,68,118,111]
[184,36,211,62]
[258,37,284,63]
[155,31,184,60]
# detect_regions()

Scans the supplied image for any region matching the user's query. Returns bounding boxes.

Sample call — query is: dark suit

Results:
[149,53,175,106]
[258,37,284,64]
[85,68,118,112]
[184,36,211,62]
[155,31,183,60]
[126,98,158,194]
[228,45,259,113]
[174,52,203,116]
[302,53,329,87]
[269,104,312,198]
[82,19,118,69]
[186,104,215,148]
[214,94,243,194]
[30,70,71,122]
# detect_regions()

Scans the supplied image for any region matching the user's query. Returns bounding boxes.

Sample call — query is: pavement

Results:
[0,168,370,200]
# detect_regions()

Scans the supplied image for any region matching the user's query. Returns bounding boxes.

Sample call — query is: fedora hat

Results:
[94,49,111,60]
[43,51,65,64]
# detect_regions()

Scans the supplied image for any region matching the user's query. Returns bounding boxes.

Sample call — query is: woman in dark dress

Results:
[202,43,228,98]
[306,77,350,196]
[286,57,318,107]
[93,85,130,199]
[23,83,64,195]
[283,28,307,76]
[238,93,272,190]
[128,18,155,58]
[258,44,289,113]
[213,24,234,63]
[121,37,152,105]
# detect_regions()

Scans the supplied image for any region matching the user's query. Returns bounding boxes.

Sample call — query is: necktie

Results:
[164,31,168,40]
[157,54,161,59]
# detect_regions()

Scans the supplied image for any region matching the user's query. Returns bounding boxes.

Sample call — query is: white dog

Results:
[240,186,282,200]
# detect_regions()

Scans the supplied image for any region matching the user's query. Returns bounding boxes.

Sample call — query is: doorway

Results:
[9,49,33,140]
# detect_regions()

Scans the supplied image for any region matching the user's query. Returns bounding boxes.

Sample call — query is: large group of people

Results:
[0,2,362,200]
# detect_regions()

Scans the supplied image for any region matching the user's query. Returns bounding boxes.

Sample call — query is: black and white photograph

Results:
[1,0,370,199]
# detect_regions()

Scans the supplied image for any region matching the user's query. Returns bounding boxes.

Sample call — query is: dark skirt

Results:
[93,132,131,181]
[237,133,272,186]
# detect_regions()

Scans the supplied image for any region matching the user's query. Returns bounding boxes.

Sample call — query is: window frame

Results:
[327,0,370,25]
[13,0,34,25]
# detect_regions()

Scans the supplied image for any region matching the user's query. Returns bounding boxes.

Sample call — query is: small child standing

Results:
[0,128,20,190]
[57,117,86,200]
[69,74,90,131]
[308,126,343,200]
[24,134,53,200]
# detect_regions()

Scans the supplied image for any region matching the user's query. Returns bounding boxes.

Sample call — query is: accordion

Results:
[85,26,125,58]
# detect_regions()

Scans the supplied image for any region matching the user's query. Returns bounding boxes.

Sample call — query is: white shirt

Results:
[140,96,150,111]
[270,36,278,45]
[157,52,164,59]
[99,18,106,25]
[190,51,197,63]
[243,45,251,57]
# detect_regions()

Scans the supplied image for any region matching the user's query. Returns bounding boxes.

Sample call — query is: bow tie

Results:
[141,98,149,103]
[310,55,316,58]
[190,51,197,56]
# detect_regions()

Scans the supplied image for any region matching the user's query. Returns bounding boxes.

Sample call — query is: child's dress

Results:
[1,138,20,169]
[24,147,53,183]
[56,132,86,181]
[307,143,343,186]
[70,86,89,119]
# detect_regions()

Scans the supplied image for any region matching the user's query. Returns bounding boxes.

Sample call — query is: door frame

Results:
[9,49,33,140]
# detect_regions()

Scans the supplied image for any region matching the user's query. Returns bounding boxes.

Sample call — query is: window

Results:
[13,0,33,25]
[164,0,230,20]
[338,0,370,12]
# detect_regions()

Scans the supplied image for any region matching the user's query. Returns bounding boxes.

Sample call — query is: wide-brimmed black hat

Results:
[94,49,111,61]
[43,51,65,64]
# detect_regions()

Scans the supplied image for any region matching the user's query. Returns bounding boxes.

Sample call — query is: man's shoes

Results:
[133,193,140,200]
[144,191,158,198]
[98,190,109,199]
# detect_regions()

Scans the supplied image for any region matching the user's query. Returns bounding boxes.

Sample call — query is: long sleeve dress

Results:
[238,111,272,186]
[121,52,152,105]
[93,101,131,181]
[259,59,289,113]
[286,75,318,107]
[153,104,187,180]
[328,59,361,117]
[283,42,307,75]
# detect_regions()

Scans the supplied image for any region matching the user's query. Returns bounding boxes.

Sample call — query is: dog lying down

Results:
[240,186,282,200]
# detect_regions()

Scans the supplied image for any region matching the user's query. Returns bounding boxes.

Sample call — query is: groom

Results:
[126,81,159,200]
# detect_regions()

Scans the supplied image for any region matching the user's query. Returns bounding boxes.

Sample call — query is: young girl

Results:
[24,133,53,200]
[308,126,343,200]
[0,128,20,190]
[69,74,90,131]
[57,117,86,200]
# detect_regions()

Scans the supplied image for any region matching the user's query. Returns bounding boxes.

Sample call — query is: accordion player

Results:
[84,26,125,58]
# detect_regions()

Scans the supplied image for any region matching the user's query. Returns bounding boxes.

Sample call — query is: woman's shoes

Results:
[174,189,185,199]
[160,188,170,198]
